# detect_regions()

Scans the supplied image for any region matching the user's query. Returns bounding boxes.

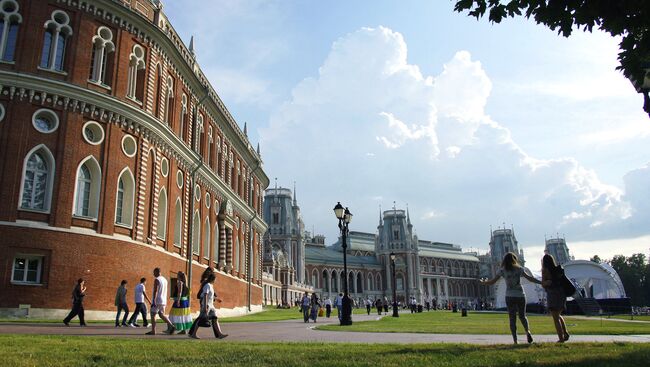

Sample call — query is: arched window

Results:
[348,271,354,293]
[396,274,404,290]
[156,187,168,239]
[191,211,200,254]
[195,114,203,154]
[368,273,374,291]
[154,64,162,117]
[73,157,101,219]
[207,126,212,167]
[0,0,21,62]
[311,269,318,288]
[20,145,55,212]
[164,76,174,125]
[332,271,338,292]
[173,199,182,246]
[203,218,210,259]
[115,168,135,227]
[356,273,363,293]
[376,273,382,291]
[213,222,219,263]
[40,10,71,71]
[179,94,187,141]
[322,270,329,292]
[89,26,115,85]
[126,44,145,101]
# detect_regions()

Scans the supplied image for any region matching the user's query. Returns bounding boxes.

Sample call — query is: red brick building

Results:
[0,0,269,318]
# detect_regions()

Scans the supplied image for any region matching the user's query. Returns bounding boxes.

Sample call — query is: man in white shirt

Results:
[365,297,372,315]
[128,277,151,327]
[146,268,175,335]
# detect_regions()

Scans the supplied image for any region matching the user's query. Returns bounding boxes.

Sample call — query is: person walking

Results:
[333,293,343,321]
[301,292,311,323]
[383,296,389,314]
[128,278,150,327]
[480,252,542,344]
[324,297,332,318]
[169,271,193,334]
[365,297,372,315]
[188,272,227,339]
[146,268,175,335]
[63,278,87,326]
[542,254,570,342]
[375,298,383,316]
[114,280,129,327]
[309,293,321,323]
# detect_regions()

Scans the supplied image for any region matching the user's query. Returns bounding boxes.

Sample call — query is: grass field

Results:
[0,306,365,324]
[317,311,650,335]
[1,335,649,367]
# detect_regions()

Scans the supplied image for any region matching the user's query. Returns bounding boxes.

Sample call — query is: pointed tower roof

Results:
[243,121,248,137]
[293,181,297,206]
[406,203,412,227]
[378,205,383,226]
[256,142,261,156]
[189,36,196,59]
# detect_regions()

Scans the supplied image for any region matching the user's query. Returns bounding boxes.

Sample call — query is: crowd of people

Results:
[62,267,227,340]
[61,252,572,344]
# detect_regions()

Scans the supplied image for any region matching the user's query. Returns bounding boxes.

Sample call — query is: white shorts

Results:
[150,304,166,316]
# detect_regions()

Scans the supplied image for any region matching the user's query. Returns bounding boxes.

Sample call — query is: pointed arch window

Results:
[207,126,213,167]
[0,0,21,62]
[156,187,168,239]
[126,44,146,101]
[173,199,183,246]
[164,76,174,125]
[179,94,187,141]
[115,168,135,226]
[89,26,115,86]
[191,211,200,255]
[20,146,55,212]
[40,10,71,72]
[73,157,101,219]
[203,218,210,259]
[195,114,204,155]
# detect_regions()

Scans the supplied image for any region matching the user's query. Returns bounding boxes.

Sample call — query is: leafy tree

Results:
[609,253,648,306]
[454,0,650,117]
[590,255,602,264]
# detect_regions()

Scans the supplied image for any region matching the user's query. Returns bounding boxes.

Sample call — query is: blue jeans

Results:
[302,305,310,322]
[116,302,129,326]
[336,306,342,320]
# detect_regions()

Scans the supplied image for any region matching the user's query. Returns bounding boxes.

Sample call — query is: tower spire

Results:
[293,181,297,206]
[243,121,248,137]
[378,205,383,226]
[256,142,261,156]
[406,203,411,224]
[189,35,196,59]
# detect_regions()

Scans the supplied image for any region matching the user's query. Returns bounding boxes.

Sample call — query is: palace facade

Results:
[262,187,489,306]
[0,0,268,318]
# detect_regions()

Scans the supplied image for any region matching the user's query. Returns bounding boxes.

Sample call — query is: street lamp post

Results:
[334,202,353,326]
[390,252,399,317]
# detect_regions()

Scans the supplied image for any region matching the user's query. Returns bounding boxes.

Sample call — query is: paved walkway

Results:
[1,315,649,345]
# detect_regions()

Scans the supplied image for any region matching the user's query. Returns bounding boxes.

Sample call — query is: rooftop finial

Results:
[379,205,383,226]
[293,181,297,205]
[189,35,196,58]
[406,203,411,224]
[243,121,248,137]
[274,177,277,190]
[256,142,261,156]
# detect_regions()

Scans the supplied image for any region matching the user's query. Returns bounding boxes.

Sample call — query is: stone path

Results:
[1,314,649,345]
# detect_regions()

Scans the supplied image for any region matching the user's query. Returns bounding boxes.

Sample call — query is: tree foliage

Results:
[454,0,650,116]
[608,253,650,307]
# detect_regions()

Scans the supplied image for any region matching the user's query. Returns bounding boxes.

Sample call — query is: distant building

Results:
[264,196,487,305]
[545,237,572,265]
[488,227,525,277]
[261,186,311,306]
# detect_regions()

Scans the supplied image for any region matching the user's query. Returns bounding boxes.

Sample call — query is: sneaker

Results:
[217,334,228,339]
[527,332,533,344]
[121,323,128,327]
[128,323,136,328]
[63,321,69,327]
[145,331,155,335]
[115,325,120,328]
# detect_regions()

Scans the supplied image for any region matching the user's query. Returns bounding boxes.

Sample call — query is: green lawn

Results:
[0,306,368,324]
[222,306,371,322]
[1,335,648,367]
[317,311,650,335]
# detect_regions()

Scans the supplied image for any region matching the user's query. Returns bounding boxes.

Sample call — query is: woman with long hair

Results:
[169,271,193,334]
[188,272,227,339]
[542,254,570,342]
[481,252,541,344]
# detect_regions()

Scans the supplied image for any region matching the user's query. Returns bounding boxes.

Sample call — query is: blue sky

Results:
[164,0,650,264]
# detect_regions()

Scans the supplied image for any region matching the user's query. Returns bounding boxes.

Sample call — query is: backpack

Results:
[196,281,206,300]
[554,266,577,296]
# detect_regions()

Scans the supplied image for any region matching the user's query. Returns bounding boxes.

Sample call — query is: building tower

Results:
[375,205,421,303]
[262,186,305,305]
[545,236,571,265]
[489,226,525,277]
